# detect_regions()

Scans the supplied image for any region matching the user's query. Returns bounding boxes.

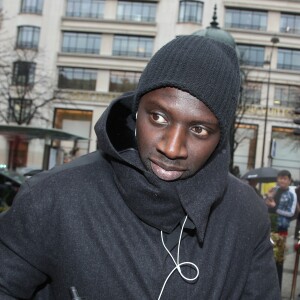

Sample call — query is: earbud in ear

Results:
[135,112,138,137]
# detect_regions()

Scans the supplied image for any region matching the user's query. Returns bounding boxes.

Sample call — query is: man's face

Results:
[277,175,291,190]
[136,87,220,181]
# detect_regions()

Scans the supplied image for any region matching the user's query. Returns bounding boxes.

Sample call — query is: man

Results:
[265,170,297,235]
[265,169,297,289]
[0,35,280,299]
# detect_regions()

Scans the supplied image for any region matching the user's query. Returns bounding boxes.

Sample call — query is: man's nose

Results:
[156,125,188,159]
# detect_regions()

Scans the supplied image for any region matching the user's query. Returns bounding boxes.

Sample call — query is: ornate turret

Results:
[192,5,237,50]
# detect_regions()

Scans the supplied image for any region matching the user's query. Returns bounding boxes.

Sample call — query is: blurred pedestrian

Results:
[293,182,300,245]
[265,169,297,289]
[266,170,297,234]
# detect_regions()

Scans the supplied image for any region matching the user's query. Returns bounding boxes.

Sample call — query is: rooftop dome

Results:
[192,5,236,50]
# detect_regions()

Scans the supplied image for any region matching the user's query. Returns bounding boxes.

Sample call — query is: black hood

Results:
[94,92,230,243]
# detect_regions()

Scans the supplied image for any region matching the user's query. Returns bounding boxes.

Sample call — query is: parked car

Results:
[0,169,26,212]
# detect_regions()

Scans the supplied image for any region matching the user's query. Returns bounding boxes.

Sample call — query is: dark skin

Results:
[136,87,221,181]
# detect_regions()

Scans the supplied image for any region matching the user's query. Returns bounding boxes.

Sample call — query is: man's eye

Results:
[151,113,167,124]
[191,126,209,137]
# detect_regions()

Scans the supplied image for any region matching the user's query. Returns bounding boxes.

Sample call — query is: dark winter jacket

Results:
[272,186,297,231]
[0,92,280,299]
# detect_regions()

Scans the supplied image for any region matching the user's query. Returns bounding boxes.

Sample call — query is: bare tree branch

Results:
[0,41,64,126]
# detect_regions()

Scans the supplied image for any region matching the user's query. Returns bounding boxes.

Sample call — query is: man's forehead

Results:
[140,87,219,125]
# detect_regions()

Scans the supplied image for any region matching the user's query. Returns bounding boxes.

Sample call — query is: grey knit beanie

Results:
[133,35,241,144]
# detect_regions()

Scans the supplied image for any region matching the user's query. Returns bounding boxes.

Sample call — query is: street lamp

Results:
[261,36,280,167]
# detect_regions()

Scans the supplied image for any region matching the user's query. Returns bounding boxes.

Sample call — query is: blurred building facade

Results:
[0,0,299,179]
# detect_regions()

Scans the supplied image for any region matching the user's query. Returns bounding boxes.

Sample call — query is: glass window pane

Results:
[242,83,262,105]
[62,32,101,54]
[278,48,300,70]
[13,61,36,86]
[280,13,300,34]
[178,0,203,23]
[17,26,40,49]
[113,35,153,57]
[77,35,86,51]
[109,70,141,92]
[8,98,33,123]
[58,67,97,90]
[225,8,267,31]
[238,45,265,66]
[21,0,44,14]
[65,0,104,19]
[117,1,157,22]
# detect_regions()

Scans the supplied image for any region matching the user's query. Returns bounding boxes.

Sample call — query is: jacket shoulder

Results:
[226,174,268,216]
[27,151,107,187]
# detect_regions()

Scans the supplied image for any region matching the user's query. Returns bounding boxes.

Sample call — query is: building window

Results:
[66,0,105,19]
[54,108,92,163]
[274,85,300,107]
[178,0,203,23]
[225,8,267,31]
[113,35,153,58]
[12,61,36,86]
[62,32,101,54]
[238,45,265,66]
[241,83,262,105]
[233,124,258,174]
[109,71,141,92]
[16,26,40,49]
[271,127,300,180]
[58,67,97,90]
[278,48,300,70]
[20,0,44,14]
[8,98,33,124]
[117,1,156,22]
[280,13,300,34]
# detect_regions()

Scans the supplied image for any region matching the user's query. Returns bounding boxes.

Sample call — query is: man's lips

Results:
[150,160,185,181]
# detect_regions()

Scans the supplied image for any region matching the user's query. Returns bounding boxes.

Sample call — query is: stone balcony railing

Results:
[55,89,121,106]
[56,89,297,121]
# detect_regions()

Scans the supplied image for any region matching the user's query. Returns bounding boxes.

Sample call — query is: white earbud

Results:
[135,112,138,137]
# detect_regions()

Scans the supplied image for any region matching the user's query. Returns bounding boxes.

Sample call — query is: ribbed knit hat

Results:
[133,35,241,144]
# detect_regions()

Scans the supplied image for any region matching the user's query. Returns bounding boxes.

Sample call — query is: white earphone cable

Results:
[158,215,199,300]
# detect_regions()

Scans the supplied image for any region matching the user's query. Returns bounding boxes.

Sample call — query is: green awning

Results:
[0,125,88,141]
